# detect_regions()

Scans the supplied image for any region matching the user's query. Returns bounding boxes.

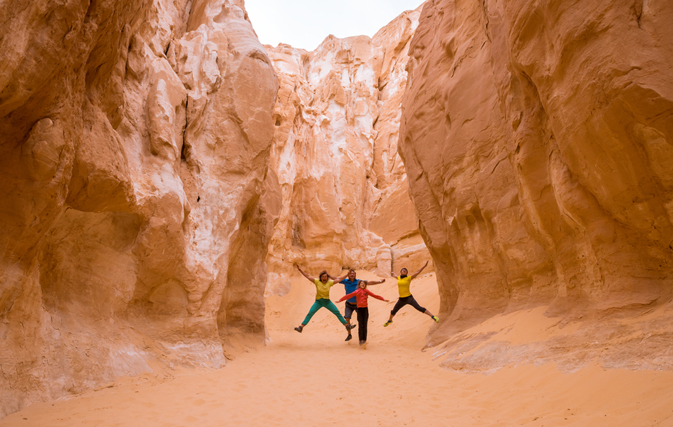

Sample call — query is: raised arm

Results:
[410,261,429,279]
[366,278,386,286]
[330,270,349,283]
[390,271,398,278]
[295,265,315,282]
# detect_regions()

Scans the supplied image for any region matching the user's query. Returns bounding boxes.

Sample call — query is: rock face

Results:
[0,0,278,418]
[265,9,431,291]
[401,0,673,369]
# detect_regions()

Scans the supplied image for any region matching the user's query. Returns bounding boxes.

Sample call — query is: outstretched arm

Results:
[366,278,386,286]
[295,265,315,282]
[365,289,390,303]
[410,261,429,279]
[390,271,398,278]
[337,291,357,303]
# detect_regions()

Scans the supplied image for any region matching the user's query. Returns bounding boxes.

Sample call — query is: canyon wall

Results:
[401,0,673,370]
[265,9,431,291]
[0,0,278,418]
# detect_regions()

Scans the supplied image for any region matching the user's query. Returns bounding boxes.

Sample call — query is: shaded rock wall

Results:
[401,0,673,367]
[0,0,278,417]
[265,9,431,290]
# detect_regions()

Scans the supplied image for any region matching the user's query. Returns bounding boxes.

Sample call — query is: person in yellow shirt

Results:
[384,261,439,327]
[294,265,355,334]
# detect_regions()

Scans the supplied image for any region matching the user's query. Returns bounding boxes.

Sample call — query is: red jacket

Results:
[338,288,385,308]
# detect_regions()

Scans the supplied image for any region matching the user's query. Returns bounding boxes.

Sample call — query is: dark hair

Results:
[348,269,356,274]
[400,268,408,272]
[319,270,329,280]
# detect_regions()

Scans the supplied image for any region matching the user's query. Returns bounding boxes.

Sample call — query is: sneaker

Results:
[294,325,303,333]
[383,320,392,327]
[345,334,353,342]
[432,316,439,323]
[347,323,356,331]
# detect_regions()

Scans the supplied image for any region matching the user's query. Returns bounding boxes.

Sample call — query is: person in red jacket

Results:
[337,281,389,348]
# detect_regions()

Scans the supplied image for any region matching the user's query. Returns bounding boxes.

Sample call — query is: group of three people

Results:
[293,261,438,348]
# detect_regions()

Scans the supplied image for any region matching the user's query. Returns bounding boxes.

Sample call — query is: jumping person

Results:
[384,261,439,327]
[338,281,389,348]
[330,269,384,341]
[294,265,355,334]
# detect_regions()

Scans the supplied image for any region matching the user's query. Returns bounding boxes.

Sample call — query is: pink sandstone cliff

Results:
[401,0,673,370]
[264,9,432,292]
[0,0,278,417]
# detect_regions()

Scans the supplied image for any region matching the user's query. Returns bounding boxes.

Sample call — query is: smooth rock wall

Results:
[400,0,673,369]
[0,0,278,417]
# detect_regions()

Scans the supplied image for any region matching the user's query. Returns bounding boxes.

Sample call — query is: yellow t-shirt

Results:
[314,278,335,300]
[397,276,413,298]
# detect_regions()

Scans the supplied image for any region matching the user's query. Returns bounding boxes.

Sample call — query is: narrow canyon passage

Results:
[2,272,672,427]
[2,0,673,422]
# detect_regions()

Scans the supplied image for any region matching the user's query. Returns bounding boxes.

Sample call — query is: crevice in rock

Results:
[180,95,190,164]
[634,0,644,27]
[481,0,492,42]
[84,0,98,24]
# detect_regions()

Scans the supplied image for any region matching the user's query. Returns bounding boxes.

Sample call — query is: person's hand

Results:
[424,261,429,267]
[385,300,391,303]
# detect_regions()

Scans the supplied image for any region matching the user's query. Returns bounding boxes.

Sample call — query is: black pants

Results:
[391,295,426,316]
[356,307,369,342]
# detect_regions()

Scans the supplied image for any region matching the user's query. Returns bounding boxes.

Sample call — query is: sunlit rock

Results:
[265,8,431,292]
[0,0,278,417]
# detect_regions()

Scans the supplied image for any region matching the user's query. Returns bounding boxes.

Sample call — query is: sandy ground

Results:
[2,271,673,426]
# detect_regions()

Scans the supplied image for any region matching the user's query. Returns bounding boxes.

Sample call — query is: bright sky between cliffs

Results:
[245,0,425,51]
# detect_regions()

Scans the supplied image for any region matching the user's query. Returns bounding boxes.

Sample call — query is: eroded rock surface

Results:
[401,0,673,369]
[265,9,431,292]
[0,0,278,417]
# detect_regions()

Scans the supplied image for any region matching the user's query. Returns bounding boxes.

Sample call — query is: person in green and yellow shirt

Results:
[294,265,355,334]
[384,261,439,327]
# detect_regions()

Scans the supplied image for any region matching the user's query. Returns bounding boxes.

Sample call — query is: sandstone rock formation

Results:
[265,8,431,292]
[4,0,670,418]
[401,0,673,369]
[0,0,278,418]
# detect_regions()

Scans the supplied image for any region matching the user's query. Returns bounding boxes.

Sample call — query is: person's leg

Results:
[357,307,369,343]
[324,300,351,330]
[407,295,439,322]
[406,295,427,314]
[344,302,356,340]
[300,300,323,326]
[344,302,356,325]
[362,308,369,348]
[384,298,408,326]
[356,307,365,342]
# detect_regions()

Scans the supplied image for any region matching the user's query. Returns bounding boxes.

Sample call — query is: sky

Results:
[245,0,426,51]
